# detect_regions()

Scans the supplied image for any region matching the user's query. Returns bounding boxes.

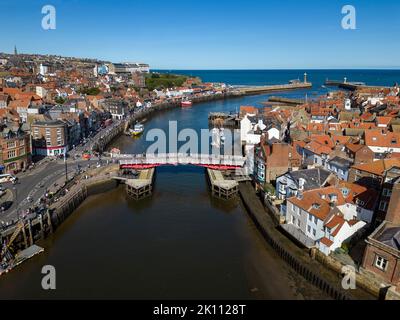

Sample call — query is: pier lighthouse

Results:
[304,72,308,84]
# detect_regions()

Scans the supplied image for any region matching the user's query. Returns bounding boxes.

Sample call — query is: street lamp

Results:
[64,152,68,182]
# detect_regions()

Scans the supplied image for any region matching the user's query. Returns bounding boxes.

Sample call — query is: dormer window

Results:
[312,203,321,210]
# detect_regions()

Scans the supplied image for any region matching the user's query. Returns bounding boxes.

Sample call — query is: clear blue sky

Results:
[1,0,400,69]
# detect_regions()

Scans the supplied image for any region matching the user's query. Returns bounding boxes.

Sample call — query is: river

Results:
[1,91,333,299]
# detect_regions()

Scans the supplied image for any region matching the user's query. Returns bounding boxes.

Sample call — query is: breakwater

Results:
[239,82,312,95]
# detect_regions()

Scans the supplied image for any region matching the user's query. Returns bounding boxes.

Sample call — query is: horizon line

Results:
[153,67,400,71]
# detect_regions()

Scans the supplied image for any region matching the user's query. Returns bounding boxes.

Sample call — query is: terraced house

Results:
[283,184,376,256]
[0,122,32,173]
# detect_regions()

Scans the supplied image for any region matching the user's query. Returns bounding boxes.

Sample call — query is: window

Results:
[297,220,301,228]
[307,225,311,233]
[7,141,16,149]
[314,216,318,224]
[379,201,389,212]
[375,256,388,271]
[313,229,316,237]
[383,189,392,197]
[7,150,16,158]
[308,214,312,222]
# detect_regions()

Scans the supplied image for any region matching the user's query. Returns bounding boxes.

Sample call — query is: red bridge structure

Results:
[117,153,247,170]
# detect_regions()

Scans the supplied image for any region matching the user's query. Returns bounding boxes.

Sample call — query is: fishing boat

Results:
[181,98,193,108]
[130,123,144,137]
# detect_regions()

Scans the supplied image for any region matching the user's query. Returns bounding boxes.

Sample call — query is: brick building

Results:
[362,221,400,290]
[31,120,67,157]
[254,141,301,185]
[345,143,374,165]
[348,159,400,188]
[0,123,32,173]
[362,181,400,292]
[386,181,400,225]
[375,167,400,224]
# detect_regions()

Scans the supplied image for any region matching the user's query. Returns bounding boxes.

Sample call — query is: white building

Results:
[283,184,375,256]
[36,86,48,99]
[39,63,49,75]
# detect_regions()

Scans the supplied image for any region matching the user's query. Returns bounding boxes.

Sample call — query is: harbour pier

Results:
[239,82,312,95]
[325,79,390,91]
[265,96,306,105]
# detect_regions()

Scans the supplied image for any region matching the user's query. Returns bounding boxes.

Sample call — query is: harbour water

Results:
[0,70,394,299]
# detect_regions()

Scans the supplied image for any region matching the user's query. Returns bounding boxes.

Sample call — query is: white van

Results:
[0,174,16,184]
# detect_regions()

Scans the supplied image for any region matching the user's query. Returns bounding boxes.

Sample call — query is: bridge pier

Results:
[207,168,239,200]
[124,168,156,200]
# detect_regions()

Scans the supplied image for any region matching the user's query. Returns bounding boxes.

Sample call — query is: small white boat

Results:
[130,124,144,137]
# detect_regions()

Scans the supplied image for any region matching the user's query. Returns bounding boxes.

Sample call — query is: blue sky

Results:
[1,0,400,69]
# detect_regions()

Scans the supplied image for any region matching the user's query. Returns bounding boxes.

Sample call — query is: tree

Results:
[55,96,66,104]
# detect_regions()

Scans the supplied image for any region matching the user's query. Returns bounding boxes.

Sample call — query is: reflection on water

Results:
[0,96,330,300]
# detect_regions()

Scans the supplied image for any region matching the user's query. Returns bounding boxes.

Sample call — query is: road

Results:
[0,121,124,226]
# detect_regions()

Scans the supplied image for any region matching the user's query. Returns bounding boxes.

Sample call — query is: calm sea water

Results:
[0,70,384,300]
[154,69,400,87]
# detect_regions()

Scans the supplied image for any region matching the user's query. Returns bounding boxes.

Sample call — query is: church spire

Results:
[14,45,18,55]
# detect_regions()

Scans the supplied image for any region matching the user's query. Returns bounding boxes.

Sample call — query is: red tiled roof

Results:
[351,159,400,176]
[320,237,334,247]
[365,130,400,148]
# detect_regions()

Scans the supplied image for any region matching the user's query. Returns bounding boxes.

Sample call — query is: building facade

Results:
[0,124,32,173]
[31,120,67,157]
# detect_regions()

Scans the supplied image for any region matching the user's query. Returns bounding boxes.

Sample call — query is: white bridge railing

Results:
[117,153,246,167]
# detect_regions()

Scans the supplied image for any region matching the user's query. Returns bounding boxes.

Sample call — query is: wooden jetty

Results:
[0,245,44,276]
[208,112,240,128]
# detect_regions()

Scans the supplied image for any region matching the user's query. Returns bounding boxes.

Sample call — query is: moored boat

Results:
[181,98,193,108]
[130,123,144,137]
